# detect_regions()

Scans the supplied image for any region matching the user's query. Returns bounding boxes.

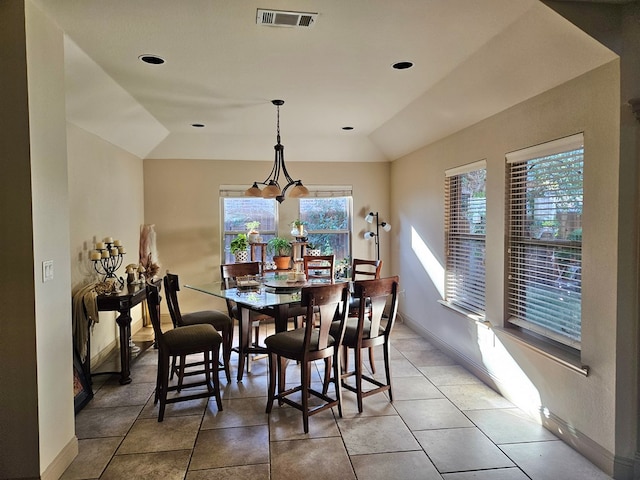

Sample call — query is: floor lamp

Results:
[363,211,391,261]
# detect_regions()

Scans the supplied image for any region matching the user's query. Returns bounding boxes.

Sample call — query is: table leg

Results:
[274,304,290,333]
[115,310,132,385]
[236,306,251,382]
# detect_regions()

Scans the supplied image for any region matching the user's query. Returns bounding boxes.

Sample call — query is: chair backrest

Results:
[146,283,166,348]
[220,262,261,289]
[353,276,399,340]
[163,273,183,328]
[351,258,382,281]
[300,283,349,355]
[303,255,335,282]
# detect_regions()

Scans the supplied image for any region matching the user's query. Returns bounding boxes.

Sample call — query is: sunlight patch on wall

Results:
[476,322,542,419]
[411,226,445,298]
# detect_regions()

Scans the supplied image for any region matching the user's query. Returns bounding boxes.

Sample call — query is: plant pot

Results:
[248,232,260,243]
[273,255,291,270]
[234,251,249,263]
[307,249,321,256]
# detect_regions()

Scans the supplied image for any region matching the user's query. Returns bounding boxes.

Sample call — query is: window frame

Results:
[298,189,353,265]
[220,189,278,265]
[505,133,584,350]
[444,160,487,317]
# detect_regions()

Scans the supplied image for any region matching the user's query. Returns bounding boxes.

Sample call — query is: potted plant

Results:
[306,242,321,256]
[267,236,292,270]
[245,221,261,243]
[291,219,306,237]
[230,233,249,263]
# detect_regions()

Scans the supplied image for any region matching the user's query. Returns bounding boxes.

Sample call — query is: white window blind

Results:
[506,133,583,349]
[444,160,486,315]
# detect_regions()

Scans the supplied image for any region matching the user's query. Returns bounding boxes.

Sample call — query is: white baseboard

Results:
[41,435,78,480]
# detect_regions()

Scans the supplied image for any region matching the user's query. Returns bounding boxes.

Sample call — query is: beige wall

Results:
[0,1,76,478]
[67,123,145,364]
[143,158,391,313]
[391,61,625,471]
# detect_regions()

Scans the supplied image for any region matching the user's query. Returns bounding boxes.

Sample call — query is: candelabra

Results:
[90,237,126,287]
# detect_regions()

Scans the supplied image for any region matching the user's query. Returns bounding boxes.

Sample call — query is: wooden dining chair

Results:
[163,273,233,383]
[327,276,399,413]
[303,255,335,282]
[146,282,223,421]
[265,282,350,433]
[220,262,273,380]
[350,258,383,373]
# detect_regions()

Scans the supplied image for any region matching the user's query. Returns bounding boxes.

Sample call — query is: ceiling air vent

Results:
[256,9,317,28]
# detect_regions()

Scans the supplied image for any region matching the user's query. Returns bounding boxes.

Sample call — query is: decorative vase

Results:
[234,250,249,263]
[307,249,321,256]
[248,232,260,243]
[273,255,291,270]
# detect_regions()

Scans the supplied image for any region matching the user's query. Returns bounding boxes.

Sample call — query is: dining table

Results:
[185,276,344,381]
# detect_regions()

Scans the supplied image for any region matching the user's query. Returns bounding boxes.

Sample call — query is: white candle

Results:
[90,250,101,260]
[118,246,126,254]
[113,239,121,247]
[101,250,110,258]
[104,236,113,244]
[110,247,119,256]
[95,242,105,250]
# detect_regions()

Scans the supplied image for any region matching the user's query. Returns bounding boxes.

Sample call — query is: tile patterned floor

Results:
[62,322,613,480]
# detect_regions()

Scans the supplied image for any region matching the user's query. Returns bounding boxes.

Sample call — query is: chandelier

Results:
[245,99,309,203]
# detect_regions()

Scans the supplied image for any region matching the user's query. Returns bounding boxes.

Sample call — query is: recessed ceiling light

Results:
[191,123,205,128]
[342,126,354,131]
[139,54,165,65]
[392,61,413,70]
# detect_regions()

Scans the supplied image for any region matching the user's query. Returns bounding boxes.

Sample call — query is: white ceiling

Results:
[35,0,617,162]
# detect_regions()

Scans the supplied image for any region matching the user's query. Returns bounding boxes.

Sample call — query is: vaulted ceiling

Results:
[35,0,617,162]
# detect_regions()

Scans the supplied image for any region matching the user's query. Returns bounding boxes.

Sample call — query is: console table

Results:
[94,281,154,384]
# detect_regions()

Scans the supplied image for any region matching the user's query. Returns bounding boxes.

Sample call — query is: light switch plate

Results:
[42,260,54,282]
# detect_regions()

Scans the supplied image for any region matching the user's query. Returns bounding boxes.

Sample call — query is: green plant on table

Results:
[267,237,292,257]
[230,233,249,254]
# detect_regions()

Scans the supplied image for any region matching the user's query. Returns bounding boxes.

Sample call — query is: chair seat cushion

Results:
[264,329,335,356]
[164,323,222,352]
[331,318,382,346]
[181,310,232,331]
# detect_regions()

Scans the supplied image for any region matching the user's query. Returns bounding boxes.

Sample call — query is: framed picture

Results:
[73,350,93,414]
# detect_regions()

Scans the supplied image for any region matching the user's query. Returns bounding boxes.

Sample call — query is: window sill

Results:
[438,300,589,377]
[492,326,589,376]
[437,300,486,324]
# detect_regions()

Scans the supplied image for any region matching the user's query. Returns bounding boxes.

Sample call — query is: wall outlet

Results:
[42,260,54,282]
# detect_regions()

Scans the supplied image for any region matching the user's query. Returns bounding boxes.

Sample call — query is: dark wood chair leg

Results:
[384,341,393,402]
[266,352,276,413]
[355,346,364,413]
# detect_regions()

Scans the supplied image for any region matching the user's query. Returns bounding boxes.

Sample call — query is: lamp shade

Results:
[365,212,375,223]
[288,182,309,198]
[363,231,376,239]
[381,222,392,232]
[262,181,282,198]
[245,182,262,197]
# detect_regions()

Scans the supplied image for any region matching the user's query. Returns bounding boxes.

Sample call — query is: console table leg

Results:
[115,311,132,384]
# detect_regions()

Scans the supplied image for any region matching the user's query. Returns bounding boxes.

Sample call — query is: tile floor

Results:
[62,321,613,480]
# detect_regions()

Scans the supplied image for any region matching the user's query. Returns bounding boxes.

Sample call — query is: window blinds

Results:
[444,161,486,315]
[506,133,583,348]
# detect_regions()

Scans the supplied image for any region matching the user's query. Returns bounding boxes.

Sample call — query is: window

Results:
[506,133,583,349]
[444,161,486,316]
[221,196,277,264]
[299,196,351,263]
